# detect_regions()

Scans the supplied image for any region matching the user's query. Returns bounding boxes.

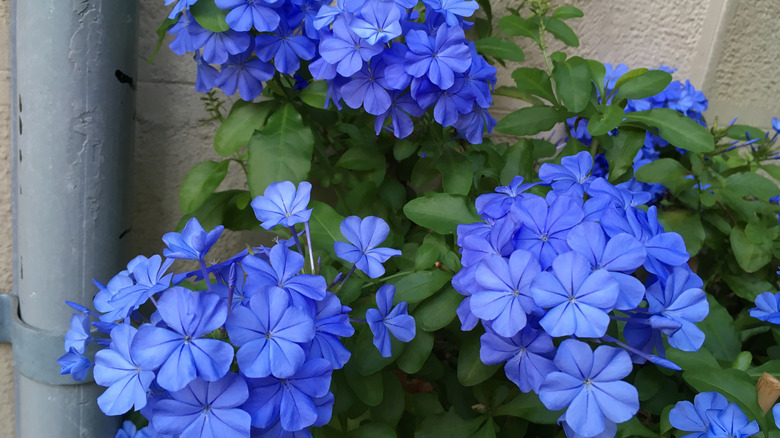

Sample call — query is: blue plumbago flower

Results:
[163,217,224,261]
[404,24,471,89]
[454,104,496,144]
[194,50,220,92]
[334,216,402,278]
[458,216,515,268]
[600,205,689,278]
[202,29,253,65]
[152,373,251,438]
[566,222,647,310]
[707,403,760,438]
[374,90,426,138]
[169,11,212,56]
[366,284,416,357]
[424,0,479,27]
[114,421,145,438]
[105,255,175,321]
[432,79,473,127]
[749,291,780,324]
[217,49,276,101]
[460,44,497,108]
[669,391,729,438]
[57,347,92,381]
[64,313,92,354]
[318,19,382,77]
[470,250,541,337]
[539,151,596,197]
[341,61,392,116]
[530,251,619,338]
[225,287,315,378]
[772,117,780,134]
[537,339,639,438]
[645,266,708,351]
[479,324,555,393]
[242,245,327,306]
[560,417,617,438]
[164,0,198,19]
[310,293,354,369]
[131,287,234,391]
[251,181,313,230]
[254,20,316,74]
[242,358,332,431]
[475,176,536,220]
[93,324,155,415]
[216,0,281,32]
[512,194,584,269]
[349,0,402,45]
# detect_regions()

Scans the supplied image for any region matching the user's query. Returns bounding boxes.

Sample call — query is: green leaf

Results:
[497,15,540,44]
[730,226,772,273]
[308,200,345,251]
[724,172,780,200]
[588,105,625,137]
[403,194,480,234]
[496,106,570,136]
[345,369,384,407]
[616,418,656,438]
[457,332,500,386]
[189,0,230,32]
[415,411,471,438]
[148,18,178,64]
[510,68,557,103]
[666,347,720,372]
[370,372,405,426]
[397,329,434,374]
[415,243,439,271]
[336,147,386,171]
[351,423,396,438]
[613,70,672,101]
[246,104,314,197]
[722,274,775,302]
[414,287,463,332]
[552,6,584,19]
[733,351,753,371]
[552,56,591,112]
[622,108,715,153]
[474,37,524,62]
[299,80,328,108]
[493,392,559,424]
[634,158,693,194]
[392,269,452,304]
[493,86,545,106]
[500,139,534,184]
[179,160,230,214]
[176,190,253,232]
[393,140,418,161]
[682,368,766,431]
[699,295,741,362]
[603,127,645,183]
[659,210,705,256]
[543,17,579,47]
[613,68,649,90]
[726,124,766,142]
[438,148,473,196]
[214,101,276,156]
[586,60,606,98]
[352,327,403,376]
[763,164,780,182]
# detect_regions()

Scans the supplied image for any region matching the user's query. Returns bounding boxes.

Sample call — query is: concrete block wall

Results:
[0,0,778,435]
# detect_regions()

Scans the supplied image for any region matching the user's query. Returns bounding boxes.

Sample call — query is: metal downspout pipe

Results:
[9,1,138,436]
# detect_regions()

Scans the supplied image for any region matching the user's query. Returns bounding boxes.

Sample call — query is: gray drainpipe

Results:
[6,1,138,436]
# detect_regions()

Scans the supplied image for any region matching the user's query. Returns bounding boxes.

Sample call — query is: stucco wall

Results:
[0,0,778,436]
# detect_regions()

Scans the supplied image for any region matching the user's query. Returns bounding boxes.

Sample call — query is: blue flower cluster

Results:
[669,391,760,438]
[567,64,708,198]
[57,180,413,438]
[166,0,496,143]
[454,151,708,437]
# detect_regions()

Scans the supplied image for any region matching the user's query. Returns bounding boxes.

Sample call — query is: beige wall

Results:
[0,0,779,435]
